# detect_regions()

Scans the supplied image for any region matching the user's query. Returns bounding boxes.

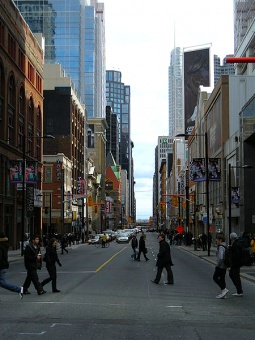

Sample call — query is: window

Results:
[28,61,34,84]
[45,166,52,183]
[28,97,34,156]
[0,20,4,47]
[18,48,25,73]
[18,86,25,150]
[8,75,16,144]
[8,33,16,61]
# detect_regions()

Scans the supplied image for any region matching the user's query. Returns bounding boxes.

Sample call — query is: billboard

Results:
[184,46,210,134]
[190,158,206,182]
[10,161,38,184]
[190,158,221,182]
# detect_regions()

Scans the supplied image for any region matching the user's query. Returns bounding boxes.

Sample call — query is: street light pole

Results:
[204,132,210,256]
[228,163,232,243]
[21,134,26,256]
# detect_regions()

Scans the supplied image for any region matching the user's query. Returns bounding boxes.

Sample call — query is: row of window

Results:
[0,62,42,159]
[0,18,43,95]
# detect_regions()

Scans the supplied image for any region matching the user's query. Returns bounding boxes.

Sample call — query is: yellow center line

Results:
[96,247,127,272]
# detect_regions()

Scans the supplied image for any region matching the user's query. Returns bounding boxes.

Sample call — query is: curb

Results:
[179,245,255,284]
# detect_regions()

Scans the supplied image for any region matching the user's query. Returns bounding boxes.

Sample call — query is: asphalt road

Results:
[1,233,254,340]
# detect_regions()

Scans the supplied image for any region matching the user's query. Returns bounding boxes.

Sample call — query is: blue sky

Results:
[103,0,234,220]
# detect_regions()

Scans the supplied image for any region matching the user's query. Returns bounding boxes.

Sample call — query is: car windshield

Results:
[118,234,128,237]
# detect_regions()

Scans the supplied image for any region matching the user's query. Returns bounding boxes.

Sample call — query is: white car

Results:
[116,233,130,243]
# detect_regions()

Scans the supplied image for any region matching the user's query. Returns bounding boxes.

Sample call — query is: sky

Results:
[102,0,234,220]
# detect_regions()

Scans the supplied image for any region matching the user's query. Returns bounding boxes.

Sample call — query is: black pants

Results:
[213,266,226,290]
[137,250,148,261]
[229,267,243,294]
[61,246,68,254]
[41,264,57,291]
[155,263,174,283]
[23,268,43,294]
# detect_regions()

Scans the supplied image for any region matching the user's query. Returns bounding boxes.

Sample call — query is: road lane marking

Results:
[19,332,46,335]
[96,247,127,272]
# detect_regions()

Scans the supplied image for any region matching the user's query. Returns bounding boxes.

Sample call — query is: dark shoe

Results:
[146,258,149,261]
[38,290,46,295]
[136,259,140,261]
[23,290,31,295]
[164,281,174,285]
[52,289,61,293]
[150,280,158,284]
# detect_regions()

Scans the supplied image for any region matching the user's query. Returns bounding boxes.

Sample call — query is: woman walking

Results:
[137,235,149,261]
[41,238,62,293]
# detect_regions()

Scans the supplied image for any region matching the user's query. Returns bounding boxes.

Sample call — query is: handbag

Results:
[144,247,148,254]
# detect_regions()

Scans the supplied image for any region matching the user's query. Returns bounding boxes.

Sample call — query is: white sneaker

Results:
[19,287,23,300]
[232,292,243,297]
[216,288,229,299]
[221,288,229,296]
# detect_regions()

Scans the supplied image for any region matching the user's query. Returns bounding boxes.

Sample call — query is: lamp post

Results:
[37,192,52,237]
[228,164,252,243]
[176,132,210,256]
[20,134,55,256]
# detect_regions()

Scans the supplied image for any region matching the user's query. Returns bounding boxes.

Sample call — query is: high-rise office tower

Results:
[14,0,106,117]
[106,70,134,221]
[168,47,184,137]
[214,55,235,86]
[234,0,255,53]
[106,70,131,180]
[85,0,106,118]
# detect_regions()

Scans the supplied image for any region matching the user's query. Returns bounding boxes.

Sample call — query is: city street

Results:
[1,233,255,340]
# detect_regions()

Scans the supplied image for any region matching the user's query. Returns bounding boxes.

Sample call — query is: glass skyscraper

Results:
[14,0,106,117]
[106,70,131,180]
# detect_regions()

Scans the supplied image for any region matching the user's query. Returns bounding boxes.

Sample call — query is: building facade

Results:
[0,0,44,248]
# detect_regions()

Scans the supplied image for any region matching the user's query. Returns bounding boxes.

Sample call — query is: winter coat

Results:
[138,236,146,252]
[131,237,138,250]
[229,239,243,268]
[156,240,173,267]
[44,246,61,266]
[0,237,9,270]
[24,242,41,270]
[216,243,227,269]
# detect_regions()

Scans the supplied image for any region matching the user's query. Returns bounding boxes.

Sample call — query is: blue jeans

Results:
[0,269,21,293]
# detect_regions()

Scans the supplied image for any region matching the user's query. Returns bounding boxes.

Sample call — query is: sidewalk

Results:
[179,245,255,284]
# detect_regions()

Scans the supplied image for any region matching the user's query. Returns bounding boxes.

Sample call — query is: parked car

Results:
[116,233,130,244]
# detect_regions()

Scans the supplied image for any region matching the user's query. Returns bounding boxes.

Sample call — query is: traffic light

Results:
[94,205,98,213]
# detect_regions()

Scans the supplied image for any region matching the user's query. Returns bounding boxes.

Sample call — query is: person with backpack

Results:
[229,232,243,297]
[213,233,229,299]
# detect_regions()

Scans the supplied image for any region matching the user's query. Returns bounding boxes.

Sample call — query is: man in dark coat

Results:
[229,232,243,296]
[22,235,46,295]
[137,235,149,261]
[151,233,174,285]
[0,232,23,299]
